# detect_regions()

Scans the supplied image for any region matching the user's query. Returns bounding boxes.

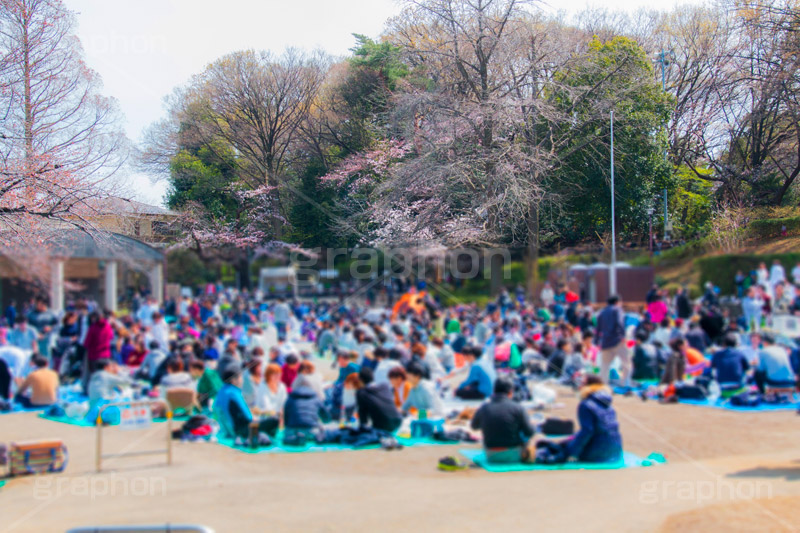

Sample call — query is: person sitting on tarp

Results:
[631,330,661,382]
[189,360,222,409]
[402,362,444,417]
[711,333,751,396]
[470,375,535,464]
[14,355,58,408]
[754,332,797,395]
[283,375,330,443]
[87,359,131,405]
[564,375,623,463]
[355,367,403,433]
[0,357,11,401]
[455,347,492,400]
[213,362,278,444]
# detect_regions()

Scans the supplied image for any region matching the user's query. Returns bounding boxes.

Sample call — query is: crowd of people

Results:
[1,262,799,464]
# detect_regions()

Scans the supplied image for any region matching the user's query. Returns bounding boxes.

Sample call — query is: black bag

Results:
[535,440,568,465]
[540,418,575,436]
[675,384,707,401]
[729,391,762,407]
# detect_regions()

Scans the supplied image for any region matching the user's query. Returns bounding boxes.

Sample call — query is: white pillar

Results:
[104,260,118,312]
[149,263,164,304]
[50,260,65,313]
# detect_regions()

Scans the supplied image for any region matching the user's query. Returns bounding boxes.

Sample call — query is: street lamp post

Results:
[647,207,655,257]
[610,110,617,296]
[655,49,674,242]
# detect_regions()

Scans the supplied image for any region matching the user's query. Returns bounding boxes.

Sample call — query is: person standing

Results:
[770,260,786,293]
[675,287,693,320]
[596,295,630,384]
[539,282,555,308]
[272,298,291,341]
[83,311,114,378]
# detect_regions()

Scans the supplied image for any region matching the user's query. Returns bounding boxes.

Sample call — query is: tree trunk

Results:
[489,250,504,296]
[236,252,252,290]
[525,203,540,303]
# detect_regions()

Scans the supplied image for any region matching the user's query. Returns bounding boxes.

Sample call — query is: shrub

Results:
[746,216,800,239]
[697,253,800,295]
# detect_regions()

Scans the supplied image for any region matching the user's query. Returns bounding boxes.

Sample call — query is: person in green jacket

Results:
[190,360,223,409]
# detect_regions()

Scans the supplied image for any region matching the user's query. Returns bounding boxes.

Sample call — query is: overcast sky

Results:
[64,0,700,206]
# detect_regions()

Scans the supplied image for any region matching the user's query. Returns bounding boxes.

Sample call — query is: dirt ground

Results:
[2,389,800,533]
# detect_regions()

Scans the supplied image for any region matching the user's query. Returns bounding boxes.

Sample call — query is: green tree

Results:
[548,36,674,243]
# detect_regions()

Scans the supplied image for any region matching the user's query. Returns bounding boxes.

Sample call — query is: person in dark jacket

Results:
[284,384,330,432]
[471,376,536,463]
[699,307,725,343]
[355,367,402,433]
[675,288,693,320]
[0,357,11,400]
[566,375,623,463]
[711,333,751,393]
[596,295,630,384]
[631,330,660,382]
[685,321,711,353]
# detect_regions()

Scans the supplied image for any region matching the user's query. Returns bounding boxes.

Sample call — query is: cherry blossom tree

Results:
[0,0,127,249]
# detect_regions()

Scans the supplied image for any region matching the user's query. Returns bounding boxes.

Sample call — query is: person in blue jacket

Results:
[566,374,623,463]
[283,377,330,441]
[455,347,492,400]
[214,362,278,442]
[711,332,751,394]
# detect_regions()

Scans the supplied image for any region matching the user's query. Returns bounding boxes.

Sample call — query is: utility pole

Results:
[610,110,617,296]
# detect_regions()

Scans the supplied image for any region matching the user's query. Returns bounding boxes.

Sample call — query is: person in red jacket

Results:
[84,311,114,374]
[281,353,300,392]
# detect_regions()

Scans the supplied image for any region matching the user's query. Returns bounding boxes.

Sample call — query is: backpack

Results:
[675,384,707,401]
[540,418,575,436]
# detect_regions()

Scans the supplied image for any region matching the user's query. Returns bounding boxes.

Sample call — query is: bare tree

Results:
[0,0,127,245]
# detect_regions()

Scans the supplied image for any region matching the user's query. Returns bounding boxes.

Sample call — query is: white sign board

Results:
[772,314,800,338]
[119,405,153,430]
